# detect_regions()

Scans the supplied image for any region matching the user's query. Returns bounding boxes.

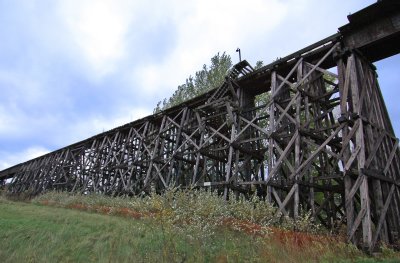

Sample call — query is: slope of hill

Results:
[1,192,399,262]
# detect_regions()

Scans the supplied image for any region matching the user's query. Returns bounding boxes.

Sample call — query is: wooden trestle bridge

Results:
[1,1,399,252]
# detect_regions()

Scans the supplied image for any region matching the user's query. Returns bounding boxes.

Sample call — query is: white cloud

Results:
[0,70,42,104]
[87,106,151,134]
[57,0,139,78]
[0,103,59,139]
[0,105,150,170]
[130,0,372,98]
[56,107,151,146]
[0,146,50,170]
[132,0,289,97]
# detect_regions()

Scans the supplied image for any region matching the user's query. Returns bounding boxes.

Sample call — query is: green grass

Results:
[1,192,400,263]
[0,199,267,262]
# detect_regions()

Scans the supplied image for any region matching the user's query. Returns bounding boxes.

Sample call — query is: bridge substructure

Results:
[1,1,399,252]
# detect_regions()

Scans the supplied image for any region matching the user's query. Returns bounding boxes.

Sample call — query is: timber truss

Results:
[1,0,399,252]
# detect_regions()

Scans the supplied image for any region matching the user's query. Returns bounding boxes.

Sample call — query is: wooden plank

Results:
[303,138,340,160]
[384,139,399,174]
[266,130,299,181]
[340,119,361,156]
[274,184,298,217]
[273,58,303,98]
[351,55,372,248]
[345,145,361,171]
[294,43,340,91]
[144,116,167,187]
[348,205,367,241]
[272,188,289,216]
[372,179,389,244]
[346,174,365,207]
[274,94,299,125]
[370,184,395,252]
[291,124,344,180]
[294,61,303,218]
[267,71,277,203]
[274,144,295,173]
[224,125,236,200]
[340,55,353,114]
[305,61,339,79]
[362,168,400,187]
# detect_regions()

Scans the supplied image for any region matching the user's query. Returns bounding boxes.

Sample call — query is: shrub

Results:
[32,188,321,238]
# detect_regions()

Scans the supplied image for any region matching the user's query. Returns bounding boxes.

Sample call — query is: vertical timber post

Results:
[337,48,400,251]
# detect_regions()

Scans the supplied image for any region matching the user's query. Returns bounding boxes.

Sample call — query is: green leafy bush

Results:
[32,188,320,238]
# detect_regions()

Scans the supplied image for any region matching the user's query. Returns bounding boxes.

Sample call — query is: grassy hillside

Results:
[1,191,399,262]
[0,199,264,262]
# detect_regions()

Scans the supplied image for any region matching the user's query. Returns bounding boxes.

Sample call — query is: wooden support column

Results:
[144,116,167,190]
[293,60,303,218]
[337,53,356,243]
[351,54,372,249]
[267,71,277,203]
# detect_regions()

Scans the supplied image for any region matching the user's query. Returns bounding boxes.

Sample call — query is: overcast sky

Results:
[0,0,398,170]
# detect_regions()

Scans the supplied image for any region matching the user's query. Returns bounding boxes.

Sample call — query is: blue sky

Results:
[0,0,398,169]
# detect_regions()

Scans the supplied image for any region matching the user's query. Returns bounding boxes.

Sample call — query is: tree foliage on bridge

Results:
[154,52,263,113]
